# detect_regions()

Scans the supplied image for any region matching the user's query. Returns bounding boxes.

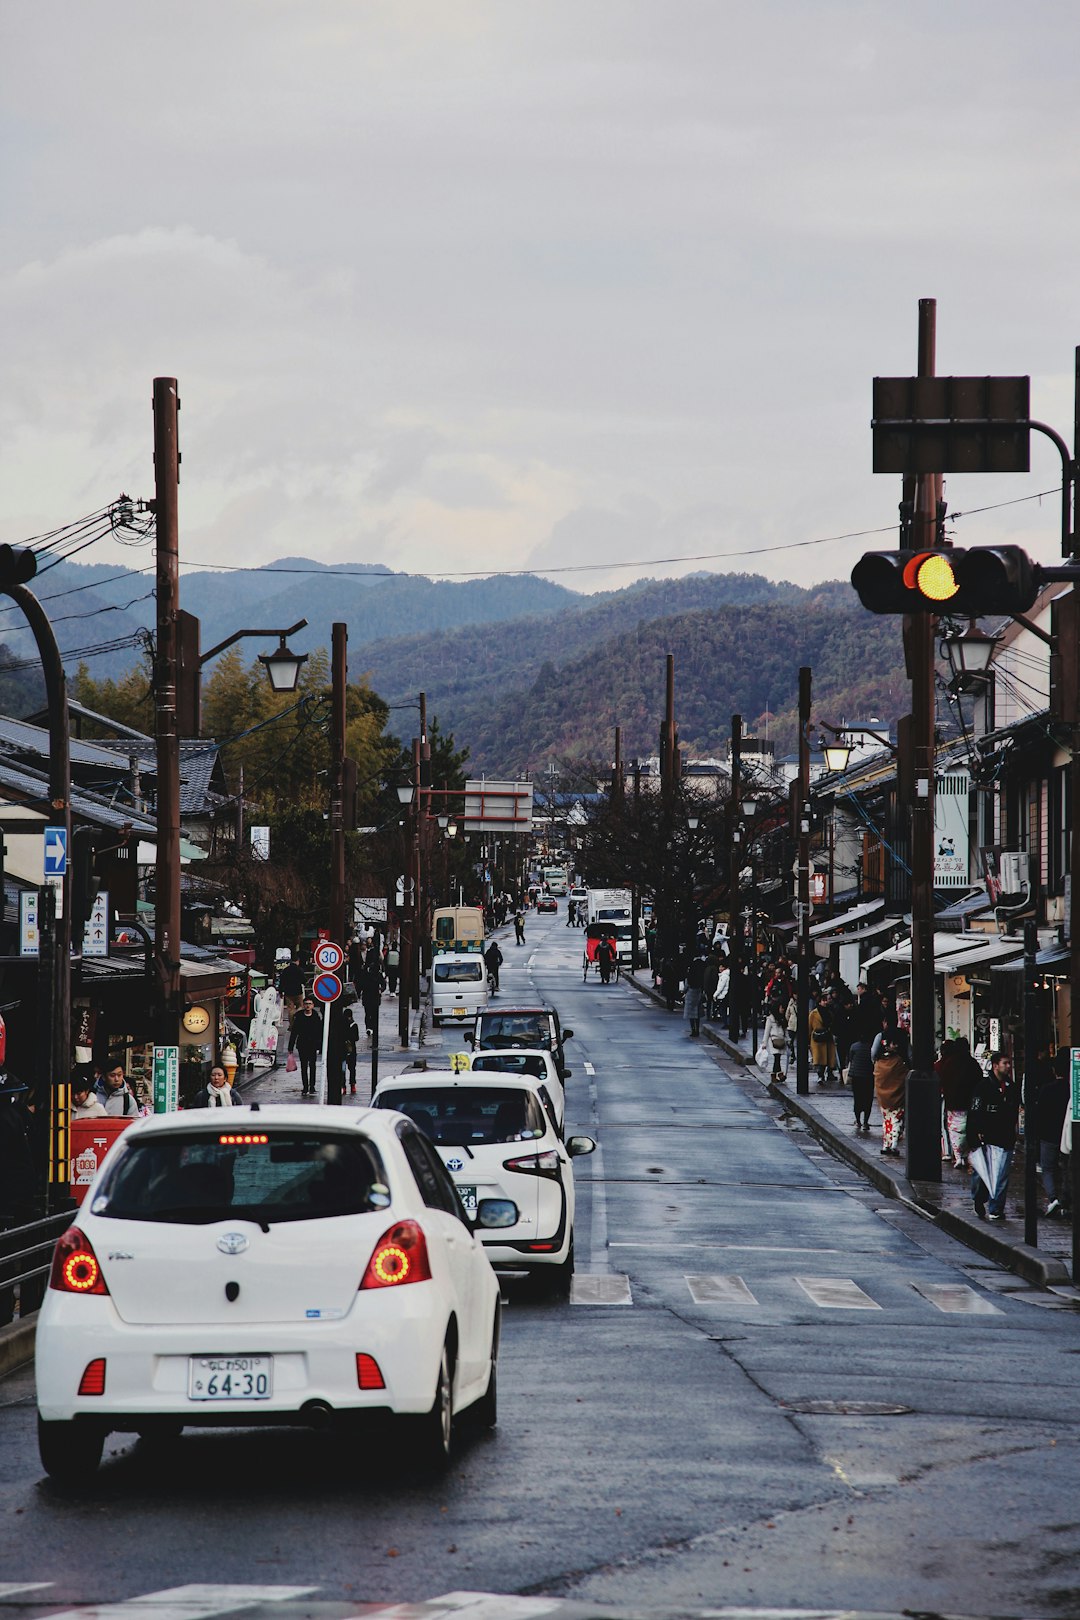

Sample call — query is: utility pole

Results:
[329,622,347,947]
[1068,344,1080,1279]
[796,669,811,1097]
[411,736,422,1015]
[419,693,431,977]
[153,378,182,1044]
[904,300,943,1183]
[728,714,742,1044]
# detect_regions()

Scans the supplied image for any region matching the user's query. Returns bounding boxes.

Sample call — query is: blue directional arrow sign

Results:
[43,827,68,877]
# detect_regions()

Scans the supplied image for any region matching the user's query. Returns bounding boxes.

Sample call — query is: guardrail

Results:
[0,1212,72,1327]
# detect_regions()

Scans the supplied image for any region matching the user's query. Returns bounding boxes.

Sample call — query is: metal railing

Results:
[0,1211,72,1327]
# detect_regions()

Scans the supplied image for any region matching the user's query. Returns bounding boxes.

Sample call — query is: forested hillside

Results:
[398,599,910,773]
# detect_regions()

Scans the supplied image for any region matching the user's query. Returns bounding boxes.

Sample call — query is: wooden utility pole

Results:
[904,301,943,1183]
[329,623,347,947]
[796,670,811,1096]
[728,714,743,1043]
[153,378,182,1042]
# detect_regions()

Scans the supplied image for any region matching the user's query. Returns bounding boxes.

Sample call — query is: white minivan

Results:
[430,951,489,1027]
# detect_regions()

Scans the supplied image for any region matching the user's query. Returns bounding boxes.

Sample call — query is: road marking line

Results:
[402,1594,567,1618]
[686,1273,759,1306]
[795,1276,881,1310]
[571,1273,632,1305]
[913,1281,1003,1315]
[611,1242,843,1254]
[0,1588,54,1601]
[583,1061,595,1075]
[41,1585,319,1620]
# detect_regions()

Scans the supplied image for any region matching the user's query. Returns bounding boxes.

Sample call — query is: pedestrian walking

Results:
[847,1039,874,1130]
[967,1052,1019,1220]
[808,995,838,1084]
[567,899,577,927]
[762,999,788,1079]
[1039,1050,1071,1215]
[288,997,323,1095]
[597,935,617,986]
[514,911,526,946]
[97,1061,142,1118]
[344,1009,359,1095]
[71,1075,106,1119]
[202,1063,236,1108]
[937,1036,979,1168]
[702,949,720,1023]
[873,1033,908,1155]
[277,956,305,1026]
[684,950,708,1035]
[484,939,503,993]
[384,941,400,996]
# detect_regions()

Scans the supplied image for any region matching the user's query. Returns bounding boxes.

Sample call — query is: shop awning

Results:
[809,899,885,939]
[992,945,1069,976]
[935,888,994,929]
[863,931,1022,973]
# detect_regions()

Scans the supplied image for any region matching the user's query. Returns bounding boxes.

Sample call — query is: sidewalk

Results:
[625,969,1080,1296]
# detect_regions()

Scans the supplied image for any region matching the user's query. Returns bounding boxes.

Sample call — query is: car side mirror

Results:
[475,1197,519,1229]
[562,1029,573,1041]
[562,1068,573,1079]
[566,1135,596,1157]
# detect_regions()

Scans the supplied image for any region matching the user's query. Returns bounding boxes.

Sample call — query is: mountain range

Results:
[0,555,909,771]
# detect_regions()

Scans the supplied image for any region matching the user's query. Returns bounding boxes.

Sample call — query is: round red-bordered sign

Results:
[312,972,342,1003]
[313,940,345,973]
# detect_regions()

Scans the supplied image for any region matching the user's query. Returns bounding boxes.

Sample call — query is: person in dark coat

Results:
[1037,1050,1070,1214]
[847,1039,874,1131]
[937,1037,980,1168]
[967,1052,1019,1220]
[277,957,305,1025]
[484,940,503,992]
[288,998,323,1095]
[597,936,617,985]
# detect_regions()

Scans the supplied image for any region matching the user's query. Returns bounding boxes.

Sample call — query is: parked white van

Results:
[430,951,489,1027]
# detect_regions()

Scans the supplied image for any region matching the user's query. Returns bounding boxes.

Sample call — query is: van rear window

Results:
[434,961,484,983]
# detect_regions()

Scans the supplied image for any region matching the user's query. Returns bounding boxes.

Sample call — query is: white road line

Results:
[41,1585,319,1620]
[390,1594,567,1619]
[795,1276,881,1311]
[571,1273,632,1305]
[584,1075,608,1270]
[686,1273,759,1306]
[610,1242,843,1254]
[583,1061,595,1075]
[913,1281,1003,1315]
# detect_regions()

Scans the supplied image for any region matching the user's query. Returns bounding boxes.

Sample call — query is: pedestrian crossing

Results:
[570,1271,1004,1315]
[0,1588,650,1620]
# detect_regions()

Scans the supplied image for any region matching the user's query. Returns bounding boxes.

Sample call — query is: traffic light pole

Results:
[905,300,942,1184]
[796,670,811,1097]
[153,378,182,1046]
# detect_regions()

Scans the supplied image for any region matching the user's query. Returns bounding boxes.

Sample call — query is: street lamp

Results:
[941,620,999,684]
[257,634,309,693]
[820,736,853,774]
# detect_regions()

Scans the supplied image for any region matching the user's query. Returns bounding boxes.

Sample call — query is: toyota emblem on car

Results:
[217,1232,250,1255]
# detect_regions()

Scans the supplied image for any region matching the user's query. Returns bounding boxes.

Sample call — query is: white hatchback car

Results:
[467,1048,566,1134]
[370,1070,595,1292]
[35,1105,514,1484]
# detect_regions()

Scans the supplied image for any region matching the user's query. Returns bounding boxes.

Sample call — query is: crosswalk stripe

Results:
[375,1594,568,1618]
[570,1273,632,1305]
[913,1281,1003,1315]
[685,1273,759,1306]
[795,1276,881,1310]
[41,1585,319,1620]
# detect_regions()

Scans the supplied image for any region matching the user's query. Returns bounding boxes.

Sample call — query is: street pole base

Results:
[905,1067,943,1183]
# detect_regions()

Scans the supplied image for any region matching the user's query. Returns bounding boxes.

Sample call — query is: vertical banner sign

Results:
[82,891,109,957]
[1071,1050,1080,1123]
[153,1045,180,1113]
[19,890,39,956]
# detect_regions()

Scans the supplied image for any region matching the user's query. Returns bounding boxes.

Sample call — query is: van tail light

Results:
[78,1359,107,1396]
[49,1228,109,1295]
[359,1220,433,1290]
[502,1149,560,1179]
[355,1353,386,1389]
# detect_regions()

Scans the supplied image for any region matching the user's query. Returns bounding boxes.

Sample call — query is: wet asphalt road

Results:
[2,907,1080,1619]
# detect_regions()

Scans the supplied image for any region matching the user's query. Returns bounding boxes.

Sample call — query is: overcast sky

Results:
[2,1,1079,596]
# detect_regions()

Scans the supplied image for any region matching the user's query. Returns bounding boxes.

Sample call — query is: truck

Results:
[542,866,568,896]
[585,888,647,966]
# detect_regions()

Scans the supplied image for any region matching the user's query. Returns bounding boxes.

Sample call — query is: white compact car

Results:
[371,1070,595,1292]
[468,1048,566,1135]
[35,1105,515,1484]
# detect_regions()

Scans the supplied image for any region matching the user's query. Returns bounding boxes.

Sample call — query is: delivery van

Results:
[430,951,489,1026]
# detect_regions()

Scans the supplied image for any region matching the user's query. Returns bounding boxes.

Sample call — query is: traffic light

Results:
[70,827,98,937]
[0,546,37,587]
[851,545,1040,616]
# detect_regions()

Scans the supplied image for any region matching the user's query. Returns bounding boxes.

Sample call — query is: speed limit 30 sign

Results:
[313,940,345,973]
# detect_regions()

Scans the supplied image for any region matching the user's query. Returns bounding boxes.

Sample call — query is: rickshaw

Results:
[583,923,619,983]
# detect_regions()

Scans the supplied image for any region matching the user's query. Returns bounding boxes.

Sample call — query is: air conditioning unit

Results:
[998,851,1028,894]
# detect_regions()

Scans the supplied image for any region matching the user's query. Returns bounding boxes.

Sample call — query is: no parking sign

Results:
[312,972,342,1003]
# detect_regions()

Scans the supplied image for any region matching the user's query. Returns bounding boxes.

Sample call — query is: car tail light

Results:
[78,1358,107,1396]
[359,1220,433,1290]
[49,1228,109,1295]
[502,1149,560,1178]
[355,1353,386,1389]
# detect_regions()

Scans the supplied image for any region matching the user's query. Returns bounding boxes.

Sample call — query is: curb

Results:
[0,1315,36,1380]
[623,970,1072,1291]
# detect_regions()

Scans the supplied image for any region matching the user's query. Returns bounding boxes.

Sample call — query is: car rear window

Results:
[472,1053,549,1081]
[434,960,484,983]
[476,1013,552,1048]
[375,1086,547,1145]
[90,1131,390,1225]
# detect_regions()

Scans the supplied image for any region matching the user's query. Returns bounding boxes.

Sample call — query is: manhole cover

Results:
[783,1398,913,1416]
